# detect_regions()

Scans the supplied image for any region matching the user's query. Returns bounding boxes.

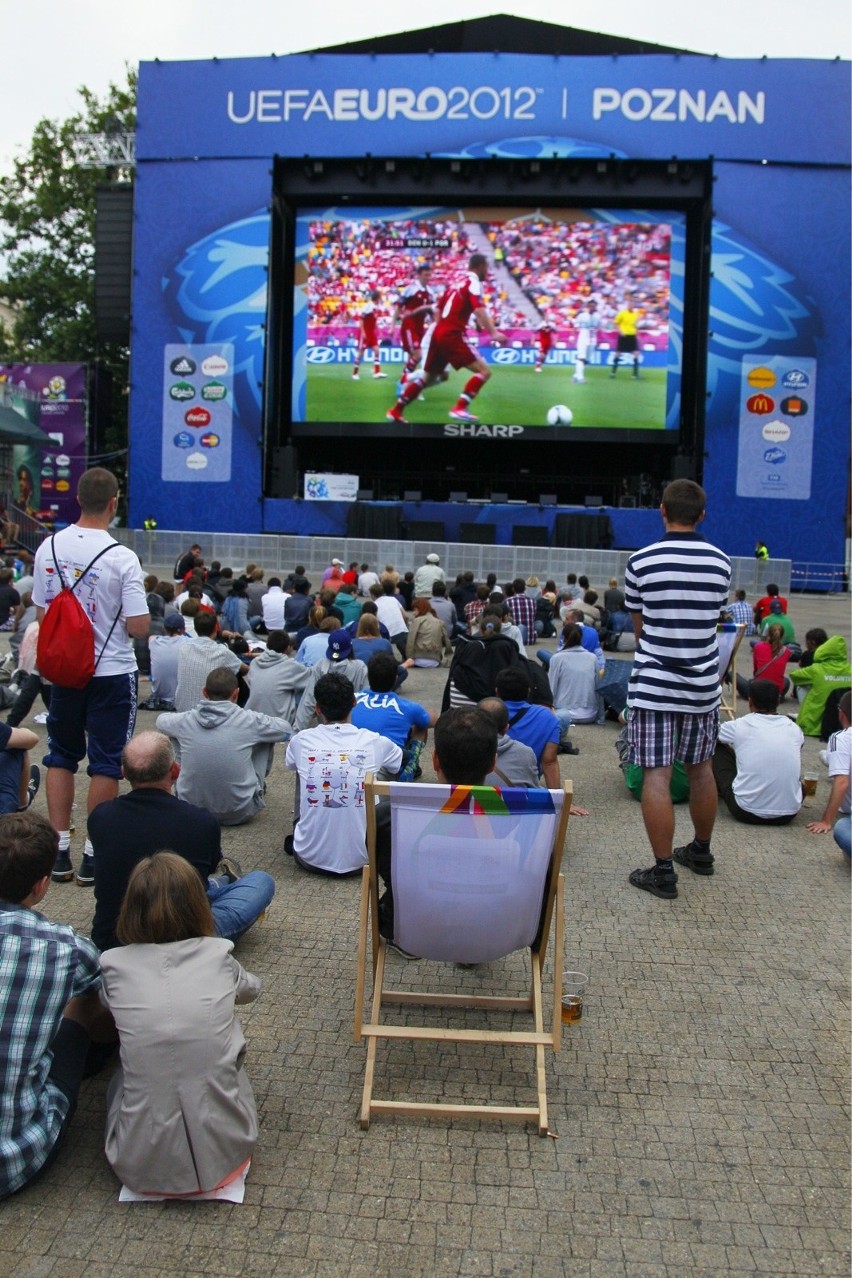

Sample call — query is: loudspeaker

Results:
[490,492,508,504]
[356,488,374,500]
[94,183,133,343]
[268,445,299,497]
[512,525,549,546]
[539,493,557,506]
[406,520,445,541]
[584,495,604,507]
[461,522,495,544]
[448,491,468,503]
[403,490,422,502]
[671,454,695,480]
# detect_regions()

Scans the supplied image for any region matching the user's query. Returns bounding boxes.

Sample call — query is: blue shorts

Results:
[627,708,719,770]
[44,673,138,779]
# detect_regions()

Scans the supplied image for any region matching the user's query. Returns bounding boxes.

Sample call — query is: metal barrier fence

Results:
[115,526,795,595]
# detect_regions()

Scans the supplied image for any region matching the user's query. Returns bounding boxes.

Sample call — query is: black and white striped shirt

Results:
[625,532,732,713]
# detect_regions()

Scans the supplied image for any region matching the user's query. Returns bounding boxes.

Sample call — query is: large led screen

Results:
[290,205,686,440]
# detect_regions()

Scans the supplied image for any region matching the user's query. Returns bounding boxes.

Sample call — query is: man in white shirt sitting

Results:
[713,678,803,824]
[260,578,288,633]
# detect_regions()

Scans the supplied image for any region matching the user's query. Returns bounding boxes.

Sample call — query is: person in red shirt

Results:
[753,583,788,627]
[394,264,435,385]
[386,254,507,424]
[535,321,554,373]
[352,291,386,380]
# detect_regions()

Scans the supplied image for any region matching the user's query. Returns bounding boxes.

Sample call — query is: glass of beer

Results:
[561,971,589,1024]
[803,773,819,799]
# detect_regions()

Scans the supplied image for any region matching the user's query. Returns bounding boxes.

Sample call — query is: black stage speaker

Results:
[405,520,445,541]
[448,491,468,502]
[490,492,508,504]
[512,525,549,547]
[403,490,423,502]
[356,488,374,500]
[268,445,299,498]
[461,522,495,545]
[584,495,604,507]
[94,183,133,343]
[539,493,557,506]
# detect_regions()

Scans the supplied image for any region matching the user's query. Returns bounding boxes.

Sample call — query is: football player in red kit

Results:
[386,254,507,424]
[352,290,386,380]
[535,320,554,373]
[394,264,435,386]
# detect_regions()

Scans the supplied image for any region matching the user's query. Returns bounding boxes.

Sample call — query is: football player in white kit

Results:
[573,300,601,383]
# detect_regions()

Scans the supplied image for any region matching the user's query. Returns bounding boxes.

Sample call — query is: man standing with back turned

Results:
[625,479,731,899]
[32,468,149,885]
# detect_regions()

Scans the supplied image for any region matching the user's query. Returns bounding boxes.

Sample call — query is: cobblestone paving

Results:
[1,591,848,1278]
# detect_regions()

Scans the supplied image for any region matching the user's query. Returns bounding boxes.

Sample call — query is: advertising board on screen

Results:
[289,204,685,442]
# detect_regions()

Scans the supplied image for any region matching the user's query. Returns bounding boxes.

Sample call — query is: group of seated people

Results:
[2,538,849,1207]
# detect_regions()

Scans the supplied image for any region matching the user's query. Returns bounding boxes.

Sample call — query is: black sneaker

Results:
[215,856,243,883]
[672,841,715,876]
[25,764,40,808]
[76,854,95,886]
[51,850,74,883]
[384,938,421,960]
[629,862,678,899]
[284,834,295,857]
[558,740,580,755]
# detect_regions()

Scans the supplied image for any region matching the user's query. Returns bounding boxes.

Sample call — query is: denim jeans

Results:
[207,871,275,942]
[834,816,851,859]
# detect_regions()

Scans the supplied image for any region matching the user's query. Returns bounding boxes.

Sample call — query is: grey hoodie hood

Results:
[194,699,239,729]
[251,649,288,670]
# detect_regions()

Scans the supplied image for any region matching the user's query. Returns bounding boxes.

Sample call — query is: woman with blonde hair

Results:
[402,597,453,669]
[99,852,261,1197]
[352,611,395,665]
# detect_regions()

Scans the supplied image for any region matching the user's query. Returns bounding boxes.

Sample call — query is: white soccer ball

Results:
[547,404,573,426]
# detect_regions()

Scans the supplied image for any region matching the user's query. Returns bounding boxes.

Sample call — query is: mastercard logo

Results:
[747,366,776,389]
[746,393,775,415]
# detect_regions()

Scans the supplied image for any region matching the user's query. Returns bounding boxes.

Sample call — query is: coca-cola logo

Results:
[185,407,212,427]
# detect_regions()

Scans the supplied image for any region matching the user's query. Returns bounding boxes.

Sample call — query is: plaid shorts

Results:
[627,707,720,770]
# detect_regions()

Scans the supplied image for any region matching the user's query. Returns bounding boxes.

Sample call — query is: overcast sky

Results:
[3,0,850,173]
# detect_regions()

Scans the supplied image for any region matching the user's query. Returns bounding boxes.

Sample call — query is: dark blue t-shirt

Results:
[502,699,560,768]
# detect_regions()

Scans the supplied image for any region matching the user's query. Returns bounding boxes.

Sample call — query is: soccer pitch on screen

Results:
[306,363,669,430]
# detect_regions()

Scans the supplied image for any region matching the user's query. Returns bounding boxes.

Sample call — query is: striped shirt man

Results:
[0,905,101,1198]
[625,533,732,714]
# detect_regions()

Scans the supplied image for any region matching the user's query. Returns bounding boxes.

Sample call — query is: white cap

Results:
[331,558,343,566]
[426,553,440,564]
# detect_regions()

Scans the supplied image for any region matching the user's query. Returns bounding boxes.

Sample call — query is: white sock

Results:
[58,831,71,851]
[84,838,94,859]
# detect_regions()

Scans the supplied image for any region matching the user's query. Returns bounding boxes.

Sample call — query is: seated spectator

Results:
[145,613,190,709]
[464,583,491,633]
[0,721,40,815]
[221,578,250,636]
[547,623,601,729]
[753,582,787,627]
[713,679,804,824]
[297,615,341,667]
[727,588,755,635]
[578,590,603,630]
[334,581,363,628]
[317,588,345,624]
[283,564,311,593]
[506,577,536,646]
[534,592,556,639]
[398,571,416,611]
[245,631,312,774]
[487,599,525,651]
[294,605,327,655]
[357,563,379,596]
[285,672,402,876]
[260,578,287,632]
[374,579,409,659]
[8,591,37,667]
[351,613,395,665]
[443,613,521,711]
[807,691,851,856]
[539,608,601,665]
[450,570,478,622]
[89,731,274,950]
[799,628,828,671]
[737,622,791,700]
[428,578,458,637]
[603,577,625,616]
[293,630,369,731]
[0,811,115,1201]
[757,599,796,647]
[284,576,313,634]
[352,653,434,776]
[6,620,50,729]
[174,610,247,711]
[0,567,20,631]
[493,666,564,783]
[403,598,453,668]
[99,852,261,1197]
[789,636,851,736]
[158,668,290,825]
[478,696,541,789]
[246,568,266,619]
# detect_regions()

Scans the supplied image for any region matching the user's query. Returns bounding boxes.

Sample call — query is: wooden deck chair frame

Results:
[719,623,747,720]
[354,777,573,1136]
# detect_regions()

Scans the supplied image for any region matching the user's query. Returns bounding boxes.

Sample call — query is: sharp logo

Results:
[593,87,765,124]
[764,447,787,465]
[306,347,337,364]
[444,423,525,437]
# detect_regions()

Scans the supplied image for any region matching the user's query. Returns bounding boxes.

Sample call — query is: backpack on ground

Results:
[36,538,122,689]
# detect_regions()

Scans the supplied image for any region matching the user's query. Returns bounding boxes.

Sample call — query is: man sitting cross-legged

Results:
[285,672,402,876]
[157,668,291,825]
[88,731,274,951]
[351,652,435,780]
[712,679,804,825]
[0,811,116,1201]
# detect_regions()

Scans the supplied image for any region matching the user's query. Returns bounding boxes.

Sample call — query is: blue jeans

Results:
[207,871,275,942]
[554,708,572,740]
[834,816,851,859]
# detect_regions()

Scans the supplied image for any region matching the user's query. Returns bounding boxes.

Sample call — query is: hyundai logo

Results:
[306,347,337,364]
[491,348,521,365]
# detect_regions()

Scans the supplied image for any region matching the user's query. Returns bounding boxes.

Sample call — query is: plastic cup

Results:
[803,773,819,799]
[561,971,589,1024]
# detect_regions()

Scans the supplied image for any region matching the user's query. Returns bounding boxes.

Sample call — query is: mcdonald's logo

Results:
[746,393,775,415]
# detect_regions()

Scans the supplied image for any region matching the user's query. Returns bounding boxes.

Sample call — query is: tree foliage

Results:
[0,69,137,453]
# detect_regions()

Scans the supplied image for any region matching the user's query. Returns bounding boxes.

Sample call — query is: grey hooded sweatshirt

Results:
[245,649,312,722]
[157,699,290,825]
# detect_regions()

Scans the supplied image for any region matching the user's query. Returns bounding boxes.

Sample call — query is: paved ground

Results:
[1,592,849,1278]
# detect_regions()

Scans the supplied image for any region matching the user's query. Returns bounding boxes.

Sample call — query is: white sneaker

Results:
[372,371,387,379]
[819,749,829,767]
[34,712,48,724]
